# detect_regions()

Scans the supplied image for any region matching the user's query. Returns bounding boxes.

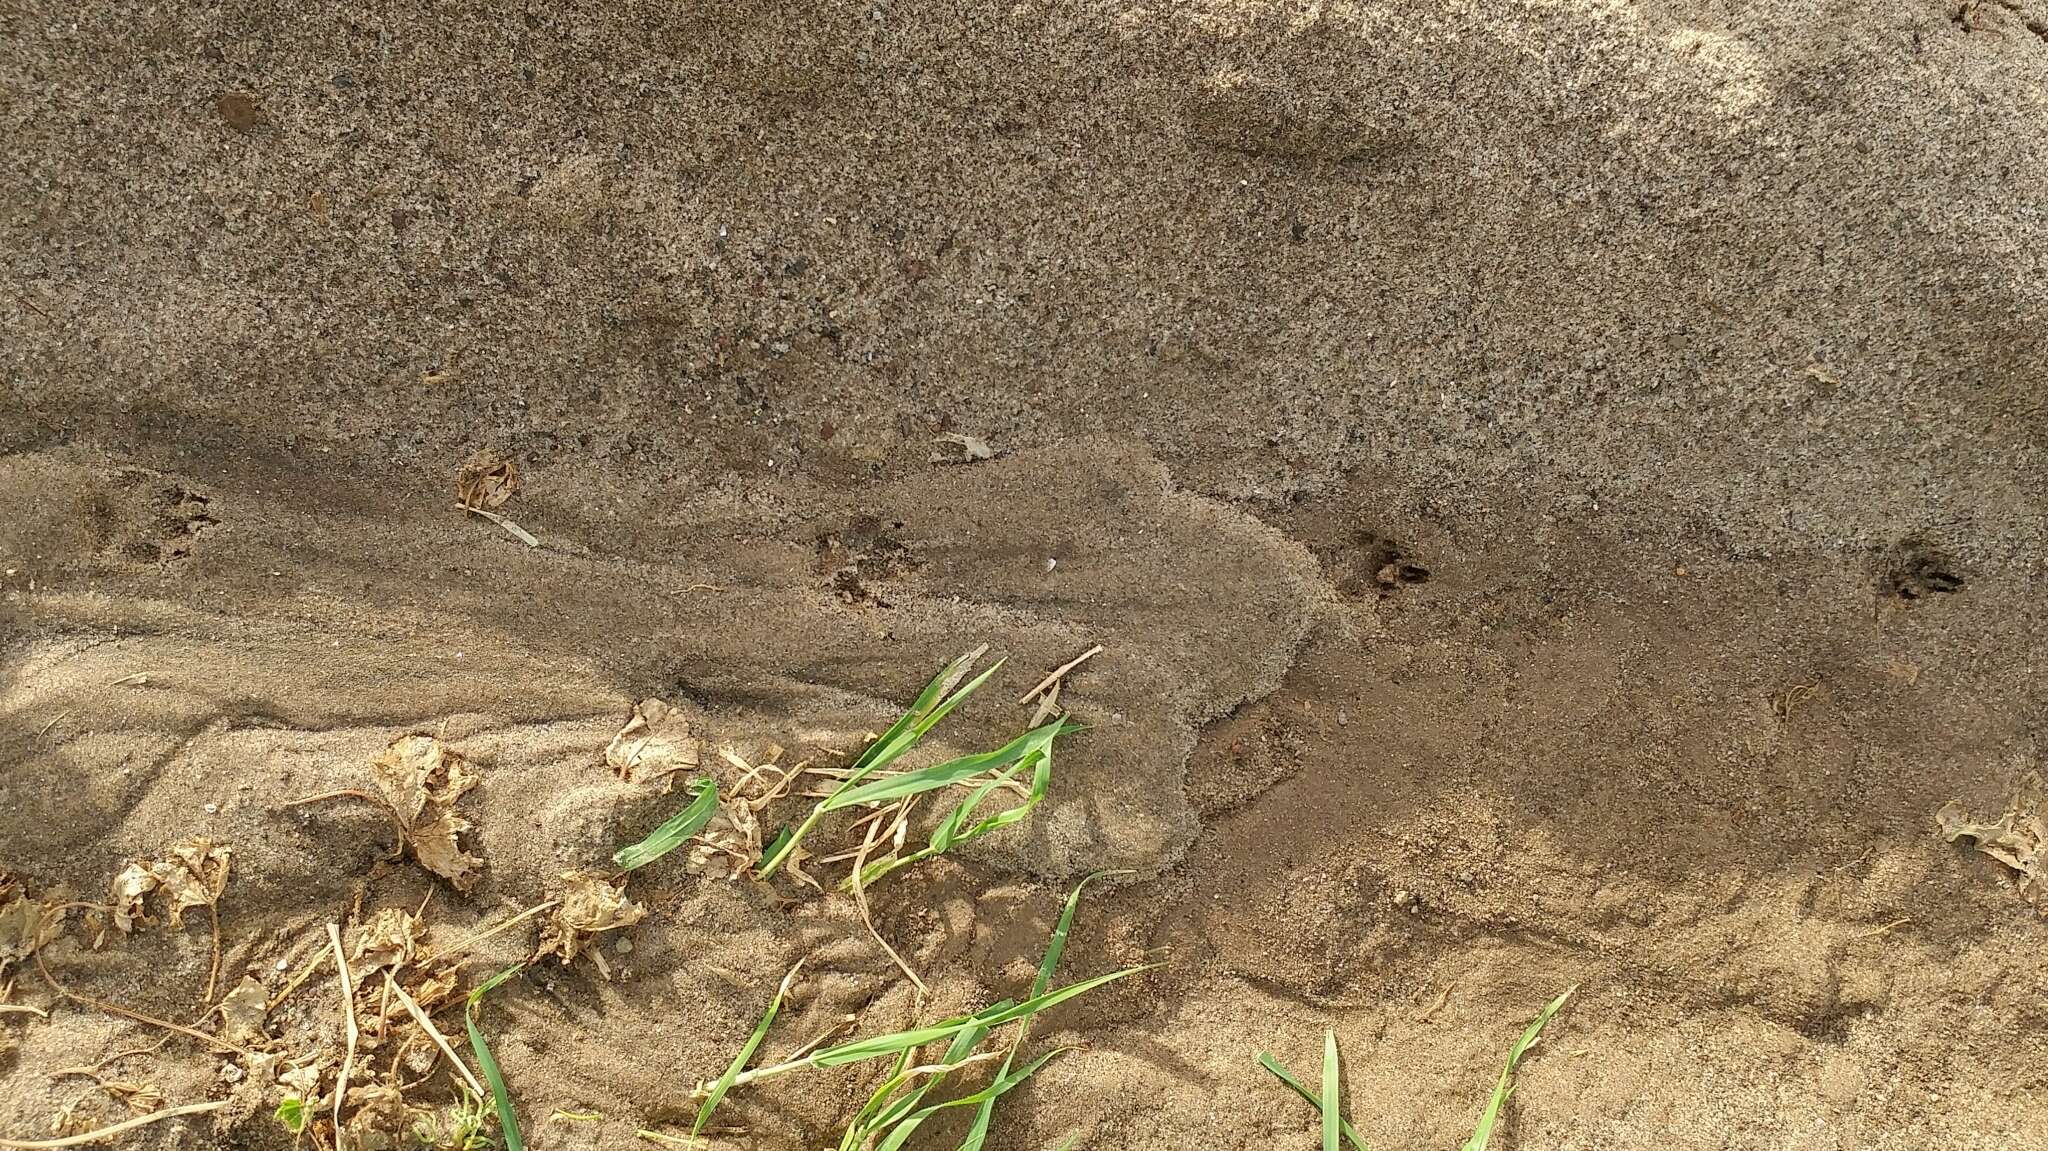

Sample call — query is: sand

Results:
[4,0,2048,1147]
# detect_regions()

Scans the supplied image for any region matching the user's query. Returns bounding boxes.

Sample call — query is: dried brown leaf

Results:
[352,908,421,972]
[686,796,764,881]
[411,965,461,1012]
[931,432,994,462]
[279,1061,323,1099]
[0,884,63,971]
[99,1080,165,1114]
[1938,772,2048,907]
[606,699,701,784]
[148,839,231,928]
[108,863,159,934]
[219,977,272,1046]
[456,454,518,510]
[539,871,646,965]
[344,1081,420,1143]
[370,735,486,891]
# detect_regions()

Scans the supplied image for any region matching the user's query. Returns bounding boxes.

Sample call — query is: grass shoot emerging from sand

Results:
[612,777,721,872]
[1460,987,1575,1151]
[1256,986,1575,1151]
[689,877,1150,1147]
[465,965,526,1151]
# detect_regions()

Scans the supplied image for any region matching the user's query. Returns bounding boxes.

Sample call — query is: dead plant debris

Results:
[606,699,702,785]
[370,735,486,892]
[456,454,517,511]
[540,872,646,970]
[99,839,232,999]
[1938,772,2047,908]
[0,877,62,974]
[352,907,423,973]
[217,976,271,1046]
[930,432,994,462]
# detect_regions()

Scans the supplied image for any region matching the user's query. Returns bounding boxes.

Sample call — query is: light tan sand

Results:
[5,1,2048,1148]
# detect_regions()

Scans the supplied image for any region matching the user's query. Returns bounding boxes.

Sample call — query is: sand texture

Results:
[4,1,2048,1148]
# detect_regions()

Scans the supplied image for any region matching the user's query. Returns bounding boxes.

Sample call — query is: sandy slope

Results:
[5,1,2048,1148]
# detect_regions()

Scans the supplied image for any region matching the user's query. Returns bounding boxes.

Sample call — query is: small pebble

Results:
[204,802,219,814]
[275,957,289,971]
[1043,557,1057,572]
[615,938,633,954]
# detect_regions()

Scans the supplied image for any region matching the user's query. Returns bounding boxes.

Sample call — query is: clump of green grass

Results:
[839,717,1077,890]
[465,965,527,1151]
[758,647,1003,880]
[1255,987,1575,1151]
[690,876,1149,1147]
[747,647,1077,890]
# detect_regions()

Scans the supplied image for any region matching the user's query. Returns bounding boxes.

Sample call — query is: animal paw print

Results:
[1881,539,1963,602]
[94,468,218,567]
[813,514,923,607]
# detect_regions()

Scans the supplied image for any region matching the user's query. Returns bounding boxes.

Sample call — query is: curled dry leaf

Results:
[539,871,646,964]
[371,735,485,892]
[108,863,159,934]
[352,908,421,972]
[219,976,272,1046]
[151,839,232,928]
[279,1061,324,1100]
[455,453,517,510]
[411,965,461,1011]
[606,698,701,785]
[0,875,63,972]
[98,1079,166,1114]
[106,839,232,933]
[689,797,764,882]
[345,1082,422,1145]
[1938,772,2048,907]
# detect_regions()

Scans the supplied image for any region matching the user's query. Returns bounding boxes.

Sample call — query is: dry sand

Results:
[4,0,2048,1148]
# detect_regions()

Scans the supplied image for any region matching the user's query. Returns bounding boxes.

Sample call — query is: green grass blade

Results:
[694,961,804,1139]
[1460,986,1575,1151]
[1321,1029,1340,1151]
[1034,870,1125,998]
[759,649,998,878]
[612,778,719,872]
[812,1014,983,1068]
[928,752,1041,854]
[825,721,1070,811]
[849,1019,999,1148]
[841,1048,920,1151]
[1256,1053,1369,1151]
[465,966,526,1151]
[855,739,1059,890]
[864,660,1003,769]
[959,871,1128,1150]
[875,1047,1071,1151]
[974,964,1153,1031]
[813,965,1156,1069]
